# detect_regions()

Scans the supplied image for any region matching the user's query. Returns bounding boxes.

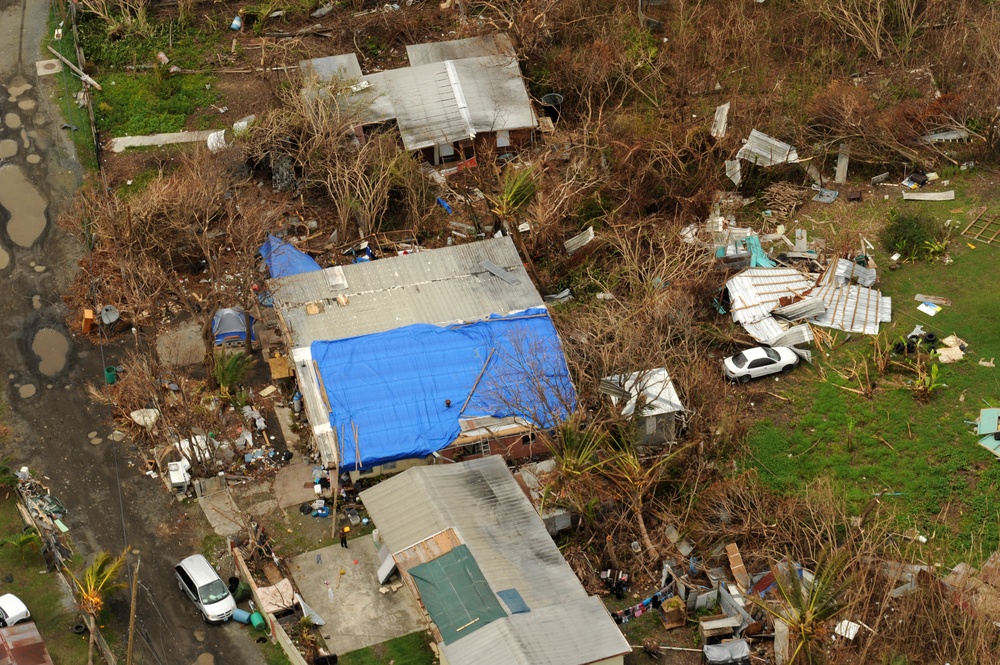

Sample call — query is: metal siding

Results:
[272,237,544,348]
[407,34,516,66]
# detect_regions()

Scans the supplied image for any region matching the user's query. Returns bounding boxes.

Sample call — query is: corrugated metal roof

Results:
[601,368,684,416]
[810,281,889,335]
[360,457,629,665]
[725,268,814,325]
[305,35,535,151]
[772,296,827,321]
[742,316,786,343]
[406,34,516,66]
[441,596,629,665]
[272,237,544,348]
[832,258,876,287]
[736,129,799,167]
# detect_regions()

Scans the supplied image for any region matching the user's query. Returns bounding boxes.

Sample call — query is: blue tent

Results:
[310,309,575,471]
[260,234,322,279]
[212,308,256,346]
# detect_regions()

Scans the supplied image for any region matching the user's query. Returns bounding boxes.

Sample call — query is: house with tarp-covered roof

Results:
[267,236,575,481]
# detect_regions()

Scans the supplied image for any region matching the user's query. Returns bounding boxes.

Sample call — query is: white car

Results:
[0,594,30,627]
[723,347,798,383]
[174,554,236,623]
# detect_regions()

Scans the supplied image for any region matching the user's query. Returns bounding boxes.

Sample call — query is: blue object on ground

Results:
[436,197,453,214]
[260,234,322,279]
[232,608,252,625]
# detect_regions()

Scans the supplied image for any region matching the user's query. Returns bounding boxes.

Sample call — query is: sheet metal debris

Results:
[903,190,955,201]
[565,226,595,255]
[736,130,799,167]
[711,102,730,139]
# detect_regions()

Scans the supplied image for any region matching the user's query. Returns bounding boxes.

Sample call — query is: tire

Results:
[739,375,750,384]
[924,332,938,344]
[782,365,793,373]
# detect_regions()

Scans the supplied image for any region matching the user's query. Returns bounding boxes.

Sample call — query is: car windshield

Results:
[732,352,748,368]
[199,580,229,605]
[763,348,780,361]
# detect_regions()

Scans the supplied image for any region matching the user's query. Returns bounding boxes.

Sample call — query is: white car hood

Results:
[0,594,28,624]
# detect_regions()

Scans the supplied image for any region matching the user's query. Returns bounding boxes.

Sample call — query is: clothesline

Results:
[611,584,674,625]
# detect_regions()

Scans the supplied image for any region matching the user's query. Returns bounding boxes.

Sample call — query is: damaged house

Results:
[361,456,631,665]
[300,34,538,166]
[268,237,575,480]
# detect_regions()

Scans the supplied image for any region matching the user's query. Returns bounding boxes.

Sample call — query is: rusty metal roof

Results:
[0,623,55,665]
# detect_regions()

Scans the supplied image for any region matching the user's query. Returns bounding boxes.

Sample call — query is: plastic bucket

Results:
[104,366,117,385]
[232,608,251,625]
[249,611,266,631]
[541,93,564,121]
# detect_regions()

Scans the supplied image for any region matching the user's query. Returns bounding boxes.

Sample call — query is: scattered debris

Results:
[736,129,799,167]
[710,102,730,139]
[917,302,942,316]
[914,294,951,306]
[834,143,849,183]
[565,226,595,255]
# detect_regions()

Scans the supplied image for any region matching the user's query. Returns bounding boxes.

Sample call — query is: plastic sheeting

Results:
[311,308,575,471]
[260,234,322,279]
[704,639,750,664]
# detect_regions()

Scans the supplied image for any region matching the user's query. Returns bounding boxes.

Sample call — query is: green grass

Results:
[255,636,294,665]
[337,631,436,665]
[93,71,218,137]
[746,227,1000,552]
[43,6,98,170]
[72,12,223,137]
[0,496,90,665]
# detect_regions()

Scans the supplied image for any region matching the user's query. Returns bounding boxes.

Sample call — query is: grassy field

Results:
[0,495,90,664]
[337,631,436,665]
[746,178,1000,556]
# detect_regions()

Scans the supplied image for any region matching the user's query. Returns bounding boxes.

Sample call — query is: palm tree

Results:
[2,530,41,561]
[67,550,128,665]
[603,444,691,560]
[748,548,852,665]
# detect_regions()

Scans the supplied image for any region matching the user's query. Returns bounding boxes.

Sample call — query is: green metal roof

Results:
[409,544,507,644]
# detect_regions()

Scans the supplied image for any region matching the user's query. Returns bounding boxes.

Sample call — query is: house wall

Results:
[587,657,625,665]
[348,455,431,484]
[437,430,547,463]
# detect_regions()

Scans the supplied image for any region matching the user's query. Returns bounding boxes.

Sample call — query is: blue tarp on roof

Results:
[260,234,322,278]
[310,308,575,471]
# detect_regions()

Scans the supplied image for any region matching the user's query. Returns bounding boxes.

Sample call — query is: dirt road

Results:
[0,2,267,664]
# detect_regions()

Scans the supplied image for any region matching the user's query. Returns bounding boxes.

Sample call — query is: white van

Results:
[174,554,236,623]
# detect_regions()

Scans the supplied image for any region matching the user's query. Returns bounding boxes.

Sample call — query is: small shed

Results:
[601,368,684,445]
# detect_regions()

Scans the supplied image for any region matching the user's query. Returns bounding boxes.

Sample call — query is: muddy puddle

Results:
[6,83,31,101]
[32,328,69,376]
[4,112,20,129]
[18,384,36,399]
[0,164,46,247]
[0,139,15,158]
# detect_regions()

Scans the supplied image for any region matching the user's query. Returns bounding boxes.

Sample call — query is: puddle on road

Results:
[26,154,40,164]
[32,328,69,376]
[0,248,10,270]
[6,83,32,101]
[0,165,47,247]
[5,113,21,129]
[0,140,14,158]
[18,384,36,399]
[17,99,35,111]
[192,654,214,665]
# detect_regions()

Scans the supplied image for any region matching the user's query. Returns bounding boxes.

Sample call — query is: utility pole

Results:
[126,558,140,665]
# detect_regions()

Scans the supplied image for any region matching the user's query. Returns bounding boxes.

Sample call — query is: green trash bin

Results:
[249,611,266,631]
[104,366,117,385]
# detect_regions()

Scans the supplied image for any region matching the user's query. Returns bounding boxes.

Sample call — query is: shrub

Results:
[879,208,942,261]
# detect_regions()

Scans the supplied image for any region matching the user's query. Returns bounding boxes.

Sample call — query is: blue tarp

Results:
[310,308,576,471]
[260,234,322,278]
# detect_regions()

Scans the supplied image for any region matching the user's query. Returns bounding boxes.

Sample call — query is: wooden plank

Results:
[914,294,952,306]
[987,222,1000,244]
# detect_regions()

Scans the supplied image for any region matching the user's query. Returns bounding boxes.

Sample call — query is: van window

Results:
[198,580,229,605]
[176,566,195,593]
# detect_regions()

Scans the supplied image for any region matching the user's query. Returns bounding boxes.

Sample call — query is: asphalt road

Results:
[0,2,267,664]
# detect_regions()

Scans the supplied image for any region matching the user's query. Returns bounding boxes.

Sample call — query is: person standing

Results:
[340,526,350,548]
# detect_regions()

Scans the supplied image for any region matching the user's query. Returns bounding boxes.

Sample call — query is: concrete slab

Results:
[157,320,205,367]
[273,457,321,509]
[197,483,245,538]
[289,538,426,656]
[110,130,217,153]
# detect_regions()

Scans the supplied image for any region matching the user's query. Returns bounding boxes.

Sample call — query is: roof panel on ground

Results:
[406,34,516,66]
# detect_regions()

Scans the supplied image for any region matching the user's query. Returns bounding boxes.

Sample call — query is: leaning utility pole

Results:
[126,558,140,665]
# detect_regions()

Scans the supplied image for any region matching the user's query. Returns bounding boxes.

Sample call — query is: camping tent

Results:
[211,308,257,347]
